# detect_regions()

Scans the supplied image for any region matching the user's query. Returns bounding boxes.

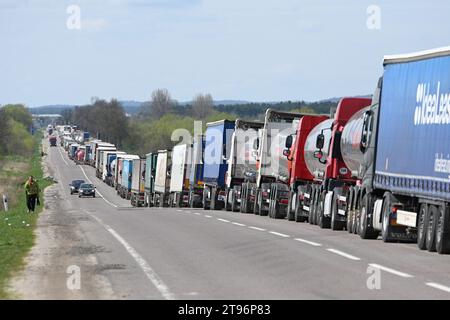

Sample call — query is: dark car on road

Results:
[79,183,96,198]
[70,179,85,194]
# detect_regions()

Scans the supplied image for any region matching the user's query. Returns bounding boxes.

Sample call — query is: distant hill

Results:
[30,95,371,118]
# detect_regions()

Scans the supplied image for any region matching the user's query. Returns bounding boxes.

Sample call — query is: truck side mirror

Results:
[316,133,325,150]
[253,138,259,151]
[285,135,293,149]
[283,149,291,157]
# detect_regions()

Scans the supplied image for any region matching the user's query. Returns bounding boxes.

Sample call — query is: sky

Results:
[0,0,449,107]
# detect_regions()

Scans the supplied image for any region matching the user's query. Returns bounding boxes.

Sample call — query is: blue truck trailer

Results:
[119,159,133,200]
[202,120,235,210]
[144,152,158,207]
[356,47,450,254]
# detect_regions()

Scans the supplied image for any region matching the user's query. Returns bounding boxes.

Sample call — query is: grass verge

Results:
[0,133,52,299]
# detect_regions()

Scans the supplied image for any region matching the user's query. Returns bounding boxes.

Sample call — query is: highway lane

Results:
[14,139,450,299]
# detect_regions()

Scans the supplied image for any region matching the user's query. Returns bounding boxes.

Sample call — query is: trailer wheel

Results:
[240,183,247,213]
[231,186,240,212]
[381,192,397,242]
[358,193,379,240]
[331,190,345,231]
[417,204,428,250]
[426,205,438,252]
[353,190,361,234]
[436,204,450,254]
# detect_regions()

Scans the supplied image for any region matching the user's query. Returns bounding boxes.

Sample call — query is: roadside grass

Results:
[0,133,52,299]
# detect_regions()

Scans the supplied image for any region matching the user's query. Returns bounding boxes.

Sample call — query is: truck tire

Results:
[225,188,232,211]
[287,190,295,221]
[295,186,308,222]
[426,205,438,252]
[210,187,217,211]
[353,191,360,234]
[254,189,260,215]
[381,192,397,243]
[346,189,354,233]
[436,204,450,254]
[318,191,331,229]
[358,193,379,240]
[331,190,345,231]
[202,188,210,210]
[309,186,316,225]
[417,204,428,250]
[258,190,268,216]
[240,184,248,213]
[231,186,240,212]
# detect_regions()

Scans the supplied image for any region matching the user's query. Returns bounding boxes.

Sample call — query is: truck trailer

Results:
[153,150,172,207]
[130,159,146,207]
[301,98,372,229]
[101,151,125,182]
[144,152,158,207]
[168,144,192,207]
[188,135,205,208]
[225,119,264,212]
[283,114,329,222]
[354,47,450,254]
[202,120,235,210]
[252,110,302,217]
[115,154,140,191]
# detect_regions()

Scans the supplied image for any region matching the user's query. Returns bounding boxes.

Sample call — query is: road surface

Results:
[11,139,450,299]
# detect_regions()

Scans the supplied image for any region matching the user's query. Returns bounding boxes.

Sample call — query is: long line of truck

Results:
[58,46,450,256]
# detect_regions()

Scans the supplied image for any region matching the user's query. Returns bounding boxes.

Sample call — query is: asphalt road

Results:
[12,138,450,299]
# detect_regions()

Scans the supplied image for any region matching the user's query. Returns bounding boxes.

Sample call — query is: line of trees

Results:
[0,104,34,157]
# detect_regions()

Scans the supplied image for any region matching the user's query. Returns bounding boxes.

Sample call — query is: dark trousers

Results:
[26,194,37,212]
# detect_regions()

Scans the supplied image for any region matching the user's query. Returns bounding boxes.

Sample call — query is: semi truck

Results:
[153,150,172,207]
[202,120,235,210]
[144,152,158,207]
[283,114,329,222]
[130,158,146,207]
[168,144,192,207]
[68,143,80,159]
[225,120,264,212]
[353,47,450,254]
[252,110,302,217]
[49,136,57,147]
[301,98,372,229]
[188,135,205,208]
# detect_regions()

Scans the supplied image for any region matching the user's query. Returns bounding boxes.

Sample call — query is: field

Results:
[0,134,52,298]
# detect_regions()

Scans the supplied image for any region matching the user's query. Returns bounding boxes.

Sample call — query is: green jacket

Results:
[25,181,40,196]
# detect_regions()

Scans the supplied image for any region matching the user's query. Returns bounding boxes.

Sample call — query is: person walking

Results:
[25,176,40,213]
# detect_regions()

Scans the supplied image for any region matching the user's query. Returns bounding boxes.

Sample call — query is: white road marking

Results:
[177,210,183,212]
[269,231,290,238]
[193,212,201,215]
[217,218,230,223]
[204,215,212,218]
[294,238,322,247]
[426,282,450,293]
[79,166,118,208]
[248,226,266,231]
[88,213,175,300]
[58,147,69,165]
[327,249,361,261]
[232,222,246,227]
[369,263,414,278]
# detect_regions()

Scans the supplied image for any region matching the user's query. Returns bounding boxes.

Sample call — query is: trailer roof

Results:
[235,119,264,129]
[117,154,140,160]
[206,119,235,127]
[384,46,450,65]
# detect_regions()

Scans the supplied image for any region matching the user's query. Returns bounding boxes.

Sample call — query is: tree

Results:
[148,88,176,119]
[61,109,73,125]
[191,93,214,119]
[0,108,11,156]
